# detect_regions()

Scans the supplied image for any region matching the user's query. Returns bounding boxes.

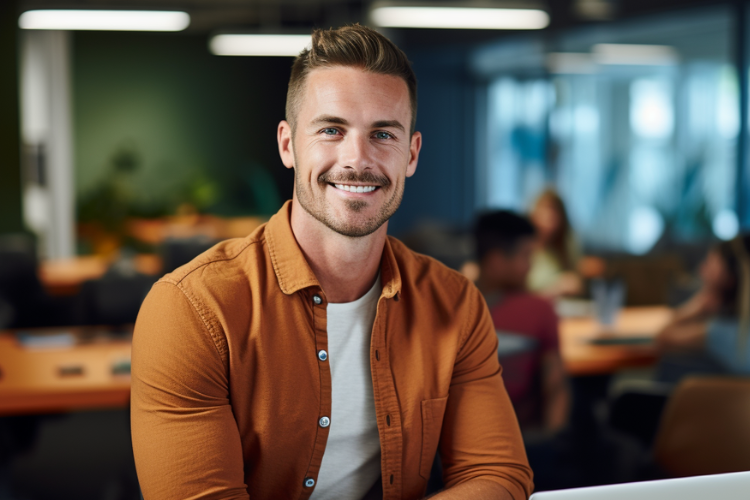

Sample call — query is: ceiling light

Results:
[592,44,678,66]
[210,34,312,57]
[370,5,549,30]
[18,10,190,31]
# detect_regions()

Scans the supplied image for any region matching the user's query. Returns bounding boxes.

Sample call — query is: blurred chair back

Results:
[80,272,157,325]
[653,376,750,477]
[160,237,218,274]
[0,234,60,328]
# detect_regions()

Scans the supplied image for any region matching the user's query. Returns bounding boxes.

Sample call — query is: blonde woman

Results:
[528,189,583,297]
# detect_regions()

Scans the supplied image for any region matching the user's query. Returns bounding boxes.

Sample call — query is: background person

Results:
[475,210,570,433]
[528,189,583,298]
[657,235,750,376]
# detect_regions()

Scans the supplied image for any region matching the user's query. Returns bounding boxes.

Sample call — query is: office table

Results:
[0,328,132,416]
[560,306,673,376]
[0,307,672,415]
[39,254,161,296]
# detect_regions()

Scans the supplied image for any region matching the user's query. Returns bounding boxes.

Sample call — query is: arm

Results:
[436,286,534,500]
[131,282,249,500]
[428,478,514,500]
[656,320,708,352]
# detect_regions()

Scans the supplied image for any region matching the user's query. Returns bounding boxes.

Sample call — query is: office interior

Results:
[2,0,750,498]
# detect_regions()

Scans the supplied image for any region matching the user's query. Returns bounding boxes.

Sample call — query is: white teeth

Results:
[333,184,377,193]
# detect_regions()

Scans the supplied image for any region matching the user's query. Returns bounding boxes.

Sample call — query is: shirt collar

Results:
[264,200,402,299]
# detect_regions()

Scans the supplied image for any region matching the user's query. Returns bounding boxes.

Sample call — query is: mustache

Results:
[318,170,390,187]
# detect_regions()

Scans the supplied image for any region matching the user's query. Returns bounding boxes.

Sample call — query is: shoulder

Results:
[159,224,268,292]
[387,236,479,306]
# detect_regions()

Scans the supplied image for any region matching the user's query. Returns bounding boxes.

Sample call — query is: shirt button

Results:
[313,294,322,305]
[304,478,315,488]
[318,350,328,361]
[319,416,330,428]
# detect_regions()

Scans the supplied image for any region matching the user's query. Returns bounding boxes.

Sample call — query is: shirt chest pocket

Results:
[419,396,449,480]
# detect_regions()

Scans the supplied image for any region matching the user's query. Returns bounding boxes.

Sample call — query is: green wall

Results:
[73,31,294,218]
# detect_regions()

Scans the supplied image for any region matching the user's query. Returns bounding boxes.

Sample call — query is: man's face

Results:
[278,66,421,237]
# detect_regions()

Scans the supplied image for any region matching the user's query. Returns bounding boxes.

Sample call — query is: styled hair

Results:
[475,210,537,262]
[286,24,418,133]
[532,188,573,269]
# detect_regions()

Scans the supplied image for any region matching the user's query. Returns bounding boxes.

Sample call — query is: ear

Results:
[406,131,422,178]
[278,120,295,169]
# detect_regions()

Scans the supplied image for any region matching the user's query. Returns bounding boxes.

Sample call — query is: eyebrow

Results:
[310,115,405,133]
[311,115,349,126]
[372,120,405,132]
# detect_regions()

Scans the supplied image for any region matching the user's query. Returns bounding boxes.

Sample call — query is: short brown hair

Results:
[286,24,418,134]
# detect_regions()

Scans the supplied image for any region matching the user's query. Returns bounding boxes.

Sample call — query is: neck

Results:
[476,275,522,296]
[290,198,386,303]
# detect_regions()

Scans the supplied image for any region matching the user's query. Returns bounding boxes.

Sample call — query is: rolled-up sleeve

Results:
[439,286,534,499]
[131,281,249,500]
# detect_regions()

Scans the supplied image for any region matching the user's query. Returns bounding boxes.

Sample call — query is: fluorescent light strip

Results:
[19,10,190,32]
[210,34,312,57]
[371,6,549,30]
[592,44,678,66]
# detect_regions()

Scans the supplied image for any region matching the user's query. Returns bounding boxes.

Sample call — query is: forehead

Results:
[298,66,411,123]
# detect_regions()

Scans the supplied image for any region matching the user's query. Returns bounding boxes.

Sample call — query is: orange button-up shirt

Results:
[131,201,533,500]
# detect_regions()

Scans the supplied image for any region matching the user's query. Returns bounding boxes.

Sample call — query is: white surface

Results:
[310,276,382,499]
[370,6,549,30]
[530,471,750,500]
[210,34,311,57]
[19,10,190,32]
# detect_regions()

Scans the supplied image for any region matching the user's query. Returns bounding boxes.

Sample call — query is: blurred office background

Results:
[3,0,750,498]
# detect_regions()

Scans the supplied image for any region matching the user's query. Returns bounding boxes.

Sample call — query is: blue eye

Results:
[375,131,393,140]
[322,128,339,135]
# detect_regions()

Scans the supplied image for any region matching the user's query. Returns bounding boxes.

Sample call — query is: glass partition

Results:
[477,6,736,253]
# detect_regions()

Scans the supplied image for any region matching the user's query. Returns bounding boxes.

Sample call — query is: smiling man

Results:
[131,25,532,500]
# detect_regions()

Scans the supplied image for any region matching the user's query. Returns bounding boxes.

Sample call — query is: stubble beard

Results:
[293,154,405,238]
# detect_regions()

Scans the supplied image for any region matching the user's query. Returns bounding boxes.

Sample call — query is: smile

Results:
[332,184,379,193]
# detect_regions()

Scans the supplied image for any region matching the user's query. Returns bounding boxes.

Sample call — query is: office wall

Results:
[388,46,477,236]
[73,31,294,217]
[72,31,477,233]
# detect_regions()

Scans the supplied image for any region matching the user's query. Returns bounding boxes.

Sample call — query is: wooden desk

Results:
[39,254,162,296]
[560,306,673,376]
[0,307,671,414]
[0,329,132,416]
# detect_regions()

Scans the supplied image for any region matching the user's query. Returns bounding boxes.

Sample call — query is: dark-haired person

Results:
[475,211,569,433]
[657,235,750,375]
[131,25,532,500]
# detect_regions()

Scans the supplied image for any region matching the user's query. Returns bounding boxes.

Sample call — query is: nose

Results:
[339,132,374,171]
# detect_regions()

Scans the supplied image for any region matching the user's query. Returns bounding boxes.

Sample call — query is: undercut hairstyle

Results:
[475,210,537,262]
[286,24,418,134]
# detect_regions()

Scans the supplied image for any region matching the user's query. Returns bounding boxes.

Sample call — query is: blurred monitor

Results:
[529,471,750,500]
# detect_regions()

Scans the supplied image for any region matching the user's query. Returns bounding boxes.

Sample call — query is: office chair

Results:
[0,248,74,328]
[80,271,157,325]
[160,237,218,274]
[653,376,750,477]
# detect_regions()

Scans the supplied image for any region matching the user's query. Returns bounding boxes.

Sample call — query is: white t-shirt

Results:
[310,275,382,500]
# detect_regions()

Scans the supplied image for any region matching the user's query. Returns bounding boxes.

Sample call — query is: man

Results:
[131,25,532,500]
[474,211,569,433]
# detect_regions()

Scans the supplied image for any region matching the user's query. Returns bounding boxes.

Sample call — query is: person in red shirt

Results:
[475,210,570,433]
